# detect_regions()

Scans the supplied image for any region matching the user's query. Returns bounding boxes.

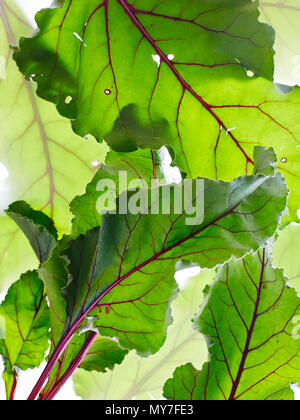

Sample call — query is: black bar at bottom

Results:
[83,401,215,416]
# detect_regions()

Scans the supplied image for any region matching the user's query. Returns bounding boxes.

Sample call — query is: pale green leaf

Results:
[0,1,107,290]
[259,0,300,86]
[273,222,300,294]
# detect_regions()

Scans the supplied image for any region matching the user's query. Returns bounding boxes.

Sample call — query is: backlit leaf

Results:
[13,0,300,221]
[0,0,107,290]
[0,270,50,399]
[6,201,58,264]
[259,0,300,86]
[273,222,300,294]
[73,270,214,400]
[60,170,287,357]
[164,250,300,400]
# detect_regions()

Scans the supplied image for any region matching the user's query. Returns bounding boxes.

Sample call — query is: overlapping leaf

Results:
[56,169,287,357]
[37,251,128,400]
[163,250,300,400]
[8,150,288,365]
[73,270,214,400]
[0,0,107,290]
[13,0,300,221]
[0,270,50,399]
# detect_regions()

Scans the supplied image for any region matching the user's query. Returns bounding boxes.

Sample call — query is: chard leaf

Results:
[0,0,107,290]
[60,171,287,356]
[253,146,277,176]
[163,250,300,400]
[0,271,50,399]
[38,331,128,399]
[38,250,127,398]
[39,250,69,343]
[13,0,300,221]
[6,201,58,264]
[273,223,300,294]
[78,336,128,372]
[73,270,214,400]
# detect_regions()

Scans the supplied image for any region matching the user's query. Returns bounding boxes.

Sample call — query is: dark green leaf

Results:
[6,201,58,264]
[38,249,127,397]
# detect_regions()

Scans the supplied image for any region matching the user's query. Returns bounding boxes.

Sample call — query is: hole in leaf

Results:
[92,160,100,168]
[152,54,161,67]
[104,89,112,96]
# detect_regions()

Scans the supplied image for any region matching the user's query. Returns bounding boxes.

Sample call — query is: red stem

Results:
[117,0,253,165]
[40,332,99,401]
[28,196,241,400]
[8,372,18,401]
[27,327,77,400]
[25,0,255,401]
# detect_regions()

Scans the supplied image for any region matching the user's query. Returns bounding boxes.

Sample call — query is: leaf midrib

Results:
[69,198,243,333]
[228,249,266,400]
[116,0,254,166]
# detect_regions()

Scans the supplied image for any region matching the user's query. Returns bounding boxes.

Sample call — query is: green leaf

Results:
[273,222,300,294]
[0,0,107,290]
[163,250,300,400]
[6,201,58,264]
[38,330,127,399]
[0,270,50,399]
[259,0,300,86]
[13,0,300,221]
[78,336,128,372]
[69,148,163,240]
[253,146,277,176]
[38,249,127,398]
[39,249,68,343]
[73,269,214,400]
[60,170,287,356]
